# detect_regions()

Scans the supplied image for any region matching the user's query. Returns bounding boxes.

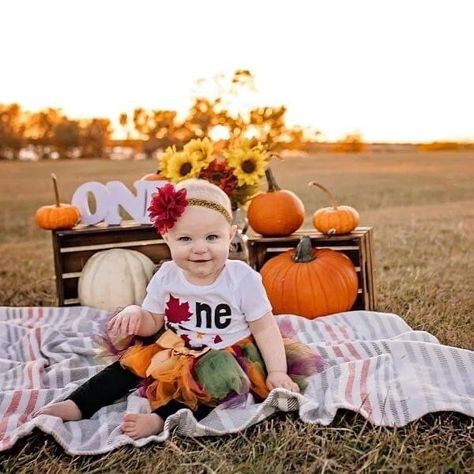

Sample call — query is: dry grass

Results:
[1,151,473,472]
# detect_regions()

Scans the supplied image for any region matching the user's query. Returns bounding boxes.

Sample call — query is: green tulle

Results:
[194,350,250,400]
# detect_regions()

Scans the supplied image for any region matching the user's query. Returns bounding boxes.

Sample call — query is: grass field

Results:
[0,151,473,472]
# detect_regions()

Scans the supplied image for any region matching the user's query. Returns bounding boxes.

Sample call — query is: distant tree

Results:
[80,118,112,158]
[26,108,63,158]
[119,112,130,140]
[248,106,287,150]
[131,108,180,156]
[184,69,291,149]
[183,98,220,139]
[131,107,150,140]
[335,133,366,153]
[0,103,25,159]
[285,126,305,150]
[53,119,80,157]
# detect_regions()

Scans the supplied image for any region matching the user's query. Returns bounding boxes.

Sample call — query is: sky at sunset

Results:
[1,0,473,143]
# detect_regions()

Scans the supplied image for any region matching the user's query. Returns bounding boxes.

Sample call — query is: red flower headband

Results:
[148,183,188,234]
[148,182,233,234]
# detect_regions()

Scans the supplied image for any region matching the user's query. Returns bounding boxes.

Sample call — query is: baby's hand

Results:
[266,371,300,393]
[107,305,143,337]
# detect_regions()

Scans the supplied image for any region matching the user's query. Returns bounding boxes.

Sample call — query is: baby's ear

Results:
[229,224,238,240]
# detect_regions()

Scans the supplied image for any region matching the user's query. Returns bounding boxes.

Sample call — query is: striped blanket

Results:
[1,307,473,455]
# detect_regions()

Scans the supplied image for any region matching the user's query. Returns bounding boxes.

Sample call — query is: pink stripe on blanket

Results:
[344,341,362,360]
[359,359,374,422]
[344,363,356,406]
[323,321,339,342]
[0,390,22,434]
[338,324,351,340]
[19,390,39,424]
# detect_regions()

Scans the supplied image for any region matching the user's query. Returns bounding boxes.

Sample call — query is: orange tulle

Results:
[120,330,213,410]
[119,330,321,411]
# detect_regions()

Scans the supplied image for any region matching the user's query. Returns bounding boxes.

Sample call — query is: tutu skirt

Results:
[119,329,323,411]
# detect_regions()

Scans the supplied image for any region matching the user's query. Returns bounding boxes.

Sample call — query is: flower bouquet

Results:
[156,138,270,211]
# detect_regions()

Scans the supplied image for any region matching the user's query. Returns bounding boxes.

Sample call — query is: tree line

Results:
[1,70,322,160]
[0,103,112,159]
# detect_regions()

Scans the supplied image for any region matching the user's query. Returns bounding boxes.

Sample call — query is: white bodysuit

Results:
[141,260,272,350]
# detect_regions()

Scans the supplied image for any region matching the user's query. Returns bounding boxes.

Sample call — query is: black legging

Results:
[66,360,213,421]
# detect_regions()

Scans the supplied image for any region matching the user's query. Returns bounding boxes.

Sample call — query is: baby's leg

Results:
[34,399,82,421]
[121,401,213,439]
[34,361,141,420]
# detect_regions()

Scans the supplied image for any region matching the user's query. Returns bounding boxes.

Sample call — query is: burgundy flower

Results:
[148,183,188,234]
[198,159,238,197]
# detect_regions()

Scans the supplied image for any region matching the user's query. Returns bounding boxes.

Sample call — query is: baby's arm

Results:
[107,305,164,338]
[249,312,299,392]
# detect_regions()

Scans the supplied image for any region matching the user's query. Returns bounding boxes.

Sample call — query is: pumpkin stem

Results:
[265,167,281,192]
[294,236,316,263]
[51,173,61,207]
[308,181,339,209]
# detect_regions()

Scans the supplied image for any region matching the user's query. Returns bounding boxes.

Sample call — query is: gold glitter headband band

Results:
[187,198,232,224]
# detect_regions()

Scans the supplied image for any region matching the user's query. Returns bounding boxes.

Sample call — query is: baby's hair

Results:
[176,179,233,218]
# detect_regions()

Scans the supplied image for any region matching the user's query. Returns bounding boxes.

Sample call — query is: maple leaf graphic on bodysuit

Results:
[165,294,192,324]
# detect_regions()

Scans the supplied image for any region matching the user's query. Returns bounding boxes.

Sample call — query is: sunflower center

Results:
[241,159,256,173]
[180,162,192,176]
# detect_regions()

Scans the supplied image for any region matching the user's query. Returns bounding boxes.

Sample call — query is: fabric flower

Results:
[148,183,188,234]
[225,141,268,186]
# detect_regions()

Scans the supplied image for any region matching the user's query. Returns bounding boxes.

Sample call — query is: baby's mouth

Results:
[189,259,211,263]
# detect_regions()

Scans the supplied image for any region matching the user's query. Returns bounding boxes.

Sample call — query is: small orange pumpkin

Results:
[141,170,164,181]
[247,168,305,236]
[35,174,81,230]
[260,235,358,319]
[309,181,359,235]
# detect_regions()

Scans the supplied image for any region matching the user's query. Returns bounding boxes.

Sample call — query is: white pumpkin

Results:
[79,249,155,310]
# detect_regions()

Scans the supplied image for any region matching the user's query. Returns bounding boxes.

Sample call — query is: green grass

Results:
[1,151,473,472]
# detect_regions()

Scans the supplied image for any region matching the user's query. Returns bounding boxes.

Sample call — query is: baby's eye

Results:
[178,236,191,242]
[207,234,219,241]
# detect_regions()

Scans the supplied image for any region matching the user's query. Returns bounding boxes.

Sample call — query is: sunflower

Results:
[165,151,200,182]
[225,141,268,186]
[183,137,214,170]
[158,146,177,178]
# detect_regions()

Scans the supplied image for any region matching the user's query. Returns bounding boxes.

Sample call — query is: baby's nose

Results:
[192,241,208,253]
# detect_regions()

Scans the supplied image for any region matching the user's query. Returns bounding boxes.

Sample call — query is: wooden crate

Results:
[52,221,170,306]
[246,226,376,311]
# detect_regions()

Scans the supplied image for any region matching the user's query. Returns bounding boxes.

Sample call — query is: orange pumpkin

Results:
[247,168,305,236]
[35,174,81,230]
[260,235,358,319]
[309,181,359,235]
[141,170,164,181]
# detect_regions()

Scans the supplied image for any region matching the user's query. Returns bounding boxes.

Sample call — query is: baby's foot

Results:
[33,400,82,421]
[121,413,164,439]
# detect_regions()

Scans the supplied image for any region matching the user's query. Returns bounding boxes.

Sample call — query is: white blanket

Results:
[0,306,473,455]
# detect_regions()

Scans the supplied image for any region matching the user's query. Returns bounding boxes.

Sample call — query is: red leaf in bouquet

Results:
[199,159,238,197]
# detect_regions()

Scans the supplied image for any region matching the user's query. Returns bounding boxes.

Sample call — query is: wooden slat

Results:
[60,239,165,253]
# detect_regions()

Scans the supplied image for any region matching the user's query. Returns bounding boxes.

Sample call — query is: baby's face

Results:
[164,205,237,285]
